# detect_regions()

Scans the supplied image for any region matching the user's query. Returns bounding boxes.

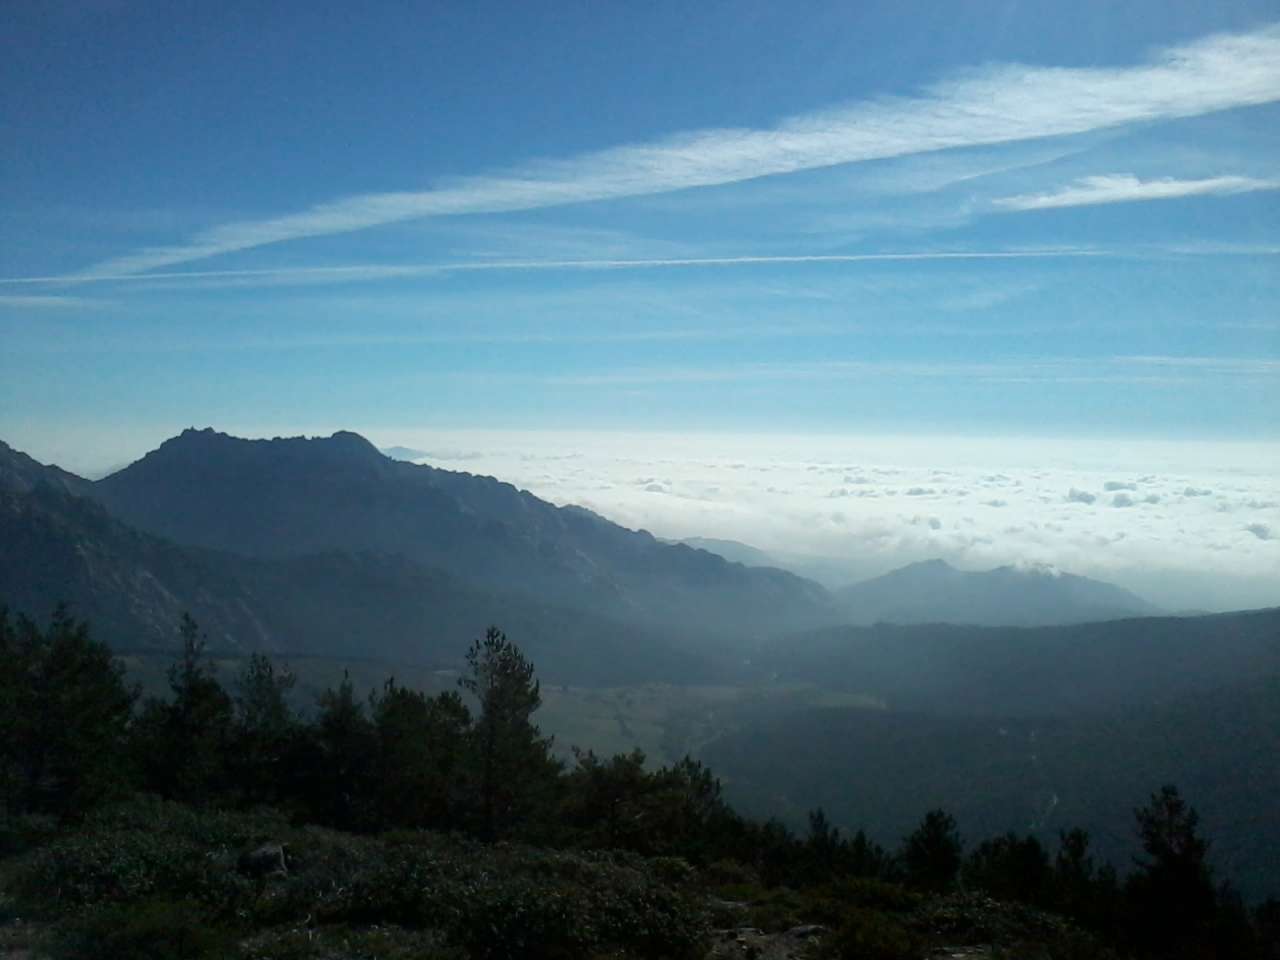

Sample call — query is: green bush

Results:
[821,907,921,960]
[740,886,808,932]
[12,826,246,913]
[0,811,60,857]
[6,797,291,916]
[701,857,759,889]
[240,923,466,960]
[52,898,235,960]
[818,876,922,916]
[85,795,291,850]
[312,842,707,959]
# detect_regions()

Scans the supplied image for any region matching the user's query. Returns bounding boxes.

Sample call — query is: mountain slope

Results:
[703,673,1280,899]
[758,607,1280,715]
[91,428,836,639]
[0,481,709,684]
[838,558,1159,627]
[0,439,93,497]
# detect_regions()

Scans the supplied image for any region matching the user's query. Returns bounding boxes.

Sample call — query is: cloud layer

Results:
[367,429,1280,613]
[71,24,1280,278]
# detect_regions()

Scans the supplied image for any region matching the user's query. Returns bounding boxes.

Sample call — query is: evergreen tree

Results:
[309,670,378,830]
[232,652,298,804]
[1052,828,1119,934]
[459,627,559,840]
[369,679,471,829]
[964,832,1050,906]
[847,828,894,881]
[900,809,962,893]
[0,605,136,817]
[563,748,653,850]
[1127,784,1217,954]
[132,614,235,803]
[803,807,844,884]
[647,756,739,862]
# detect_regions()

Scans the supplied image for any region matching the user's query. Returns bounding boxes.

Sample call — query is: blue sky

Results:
[2,1,1278,470]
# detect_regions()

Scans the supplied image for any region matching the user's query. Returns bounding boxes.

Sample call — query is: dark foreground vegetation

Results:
[2,607,1277,959]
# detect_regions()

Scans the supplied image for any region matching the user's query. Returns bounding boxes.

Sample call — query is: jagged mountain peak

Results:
[157,427,382,458]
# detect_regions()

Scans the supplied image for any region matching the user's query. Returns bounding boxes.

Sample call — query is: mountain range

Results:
[4,427,1279,896]
[0,428,1212,669]
[836,557,1160,626]
[88,428,834,641]
[2,429,843,680]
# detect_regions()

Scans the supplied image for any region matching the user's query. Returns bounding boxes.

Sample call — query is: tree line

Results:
[2,604,1277,957]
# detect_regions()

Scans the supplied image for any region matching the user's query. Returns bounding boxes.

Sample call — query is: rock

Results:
[237,843,288,879]
[707,923,826,960]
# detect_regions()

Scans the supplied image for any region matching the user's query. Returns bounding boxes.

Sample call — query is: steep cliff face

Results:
[0,482,272,651]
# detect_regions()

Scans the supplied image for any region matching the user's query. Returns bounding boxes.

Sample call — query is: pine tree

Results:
[901,809,962,892]
[1127,784,1217,953]
[369,678,471,829]
[459,627,558,840]
[0,605,136,817]
[133,613,235,802]
[232,652,298,803]
[310,670,377,830]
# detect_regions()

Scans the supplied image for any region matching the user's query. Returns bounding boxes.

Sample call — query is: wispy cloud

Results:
[1116,354,1280,375]
[547,356,1280,386]
[0,294,103,309]
[2,250,1101,288]
[993,173,1280,210]
[63,24,1280,278]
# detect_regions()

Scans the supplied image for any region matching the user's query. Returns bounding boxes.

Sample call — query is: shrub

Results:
[701,857,759,890]
[240,923,466,960]
[7,797,287,915]
[51,898,234,960]
[0,811,60,857]
[822,876,921,915]
[821,907,921,960]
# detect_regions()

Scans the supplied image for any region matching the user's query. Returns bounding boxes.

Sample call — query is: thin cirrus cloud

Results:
[993,173,1280,211]
[67,23,1280,280]
[0,294,102,309]
[3,250,1101,289]
[544,356,1277,387]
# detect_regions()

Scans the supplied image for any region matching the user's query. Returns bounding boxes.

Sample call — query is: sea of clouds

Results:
[371,429,1280,613]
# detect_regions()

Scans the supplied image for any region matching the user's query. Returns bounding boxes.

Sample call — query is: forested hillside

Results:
[704,674,1280,900]
[756,609,1280,715]
[2,608,1276,959]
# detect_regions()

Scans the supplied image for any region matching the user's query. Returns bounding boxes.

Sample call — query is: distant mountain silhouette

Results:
[0,439,92,497]
[0,480,708,684]
[90,428,836,640]
[756,608,1280,715]
[838,558,1159,627]
[677,537,777,568]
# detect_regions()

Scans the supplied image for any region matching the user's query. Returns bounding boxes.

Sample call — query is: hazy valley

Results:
[5,428,1278,910]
